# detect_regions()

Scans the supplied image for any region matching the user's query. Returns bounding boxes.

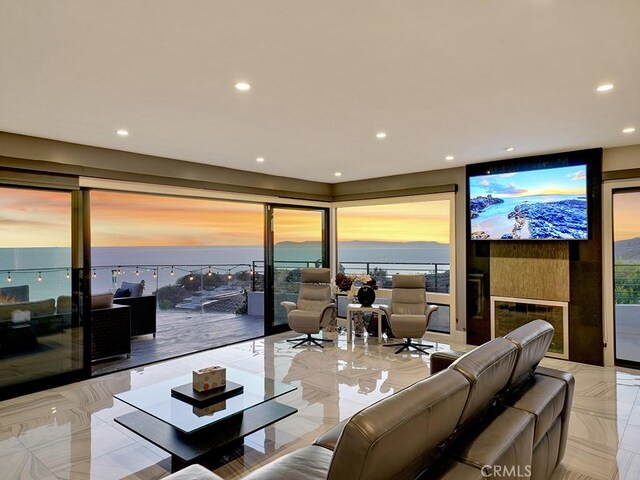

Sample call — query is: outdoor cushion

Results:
[91,292,113,309]
[121,281,144,297]
[114,288,131,298]
[57,295,72,314]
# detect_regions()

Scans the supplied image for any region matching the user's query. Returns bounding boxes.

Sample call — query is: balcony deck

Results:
[92,310,264,375]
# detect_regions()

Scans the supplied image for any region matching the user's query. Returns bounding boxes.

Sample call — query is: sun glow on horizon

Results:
[337,201,450,244]
[91,191,265,247]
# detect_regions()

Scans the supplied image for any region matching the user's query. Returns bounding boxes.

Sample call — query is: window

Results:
[336,196,454,334]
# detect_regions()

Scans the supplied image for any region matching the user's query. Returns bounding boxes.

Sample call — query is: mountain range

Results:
[614,237,640,262]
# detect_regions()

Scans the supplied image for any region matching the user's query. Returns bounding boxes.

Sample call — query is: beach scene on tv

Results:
[469,165,588,240]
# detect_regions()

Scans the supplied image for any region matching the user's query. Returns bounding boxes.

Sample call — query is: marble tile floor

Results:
[0,332,639,480]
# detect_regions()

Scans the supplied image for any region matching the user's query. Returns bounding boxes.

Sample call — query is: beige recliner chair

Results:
[381,274,438,354]
[281,268,335,348]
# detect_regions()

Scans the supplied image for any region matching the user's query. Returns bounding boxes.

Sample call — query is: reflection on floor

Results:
[0,332,638,479]
[92,312,264,376]
[0,328,82,389]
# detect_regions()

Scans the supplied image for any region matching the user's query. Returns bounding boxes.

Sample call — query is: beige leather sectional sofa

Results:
[165,320,574,480]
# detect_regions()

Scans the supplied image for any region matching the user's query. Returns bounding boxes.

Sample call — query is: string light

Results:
[65,269,70,279]
[153,269,157,278]
[171,266,175,276]
[207,267,212,277]
[227,270,232,280]
[135,266,139,275]
[6,272,12,283]
[37,272,42,282]
[189,272,194,281]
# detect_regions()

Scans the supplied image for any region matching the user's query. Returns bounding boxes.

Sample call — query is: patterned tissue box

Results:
[193,400,226,417]
[192,365,226,392]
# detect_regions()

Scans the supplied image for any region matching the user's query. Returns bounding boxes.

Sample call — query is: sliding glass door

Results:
[265,205,329,335]
[612,188,640,368]
[0,186,83,398]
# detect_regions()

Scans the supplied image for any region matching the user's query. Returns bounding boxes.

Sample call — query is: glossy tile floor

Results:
[0,331,639,480]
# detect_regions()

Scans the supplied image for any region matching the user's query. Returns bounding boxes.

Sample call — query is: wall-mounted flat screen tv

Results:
[469,164,588,240]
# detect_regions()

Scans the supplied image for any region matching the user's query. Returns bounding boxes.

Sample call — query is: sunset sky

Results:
[469,165,587,198]
[2,185,638,250]
[337,200,450,244]
[614,191,640,241]
[0,187,71,247]
[1,189,451,249]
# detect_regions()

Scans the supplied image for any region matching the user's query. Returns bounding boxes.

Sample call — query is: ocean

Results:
[1,242,450,299]
[471,194,584,238]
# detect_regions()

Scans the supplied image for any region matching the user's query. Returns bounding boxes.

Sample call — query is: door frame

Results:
[602,178,640,367]
[264,204,331,336]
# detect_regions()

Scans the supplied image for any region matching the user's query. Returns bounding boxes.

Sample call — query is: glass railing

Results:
[91,264,258,314]
[614,263,640,304]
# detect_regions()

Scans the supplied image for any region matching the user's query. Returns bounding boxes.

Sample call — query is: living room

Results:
[1,2,640,479]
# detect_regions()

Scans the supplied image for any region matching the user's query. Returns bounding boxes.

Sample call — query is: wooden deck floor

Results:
[91,311,265,376]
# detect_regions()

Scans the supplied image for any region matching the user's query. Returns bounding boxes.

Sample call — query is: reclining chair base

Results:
[384,338,433,354]
[287,334,333,348]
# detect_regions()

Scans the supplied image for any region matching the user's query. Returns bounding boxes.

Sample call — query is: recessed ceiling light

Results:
[376,132,387,139]
[116,129,129,136]
[505,147,514,152]
[445,155,454,161]
[256,157,265,163]
[334,172,342,177]
[622,127,636,134]
[596,83,614,92]
[235,82,251,91]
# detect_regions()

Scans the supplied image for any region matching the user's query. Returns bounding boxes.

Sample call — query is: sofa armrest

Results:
[430,350,467,374]
[534,365,574,464]
[313,418,348,451]
[163,464,222,480]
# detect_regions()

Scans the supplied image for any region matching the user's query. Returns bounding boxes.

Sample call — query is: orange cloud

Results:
[91,191,264,246]
[337,201,450,244]
[0,187,71,247]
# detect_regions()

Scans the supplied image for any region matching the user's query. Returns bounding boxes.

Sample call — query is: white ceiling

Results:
[1,1,639,183]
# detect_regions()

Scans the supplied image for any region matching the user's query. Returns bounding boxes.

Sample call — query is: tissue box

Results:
[193,400,227,417]
[192,366,226,392]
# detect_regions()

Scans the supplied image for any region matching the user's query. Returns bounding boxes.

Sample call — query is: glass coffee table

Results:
[114,368,297,471]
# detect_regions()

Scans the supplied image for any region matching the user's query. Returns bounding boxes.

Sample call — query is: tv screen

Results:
[469,164,588,240]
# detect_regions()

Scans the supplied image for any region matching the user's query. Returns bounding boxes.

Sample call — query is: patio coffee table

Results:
[114,368,297,472]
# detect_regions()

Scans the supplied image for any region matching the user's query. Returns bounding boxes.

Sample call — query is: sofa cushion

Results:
[91,292,113,310]
[243,445,333,480]
[504,320,554,389]
[0,298,55,320]
[121,281,144,297]
[327,369,470,480]
[508,374,566,447]
[448,406,534,474]
[450,337,518,426]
